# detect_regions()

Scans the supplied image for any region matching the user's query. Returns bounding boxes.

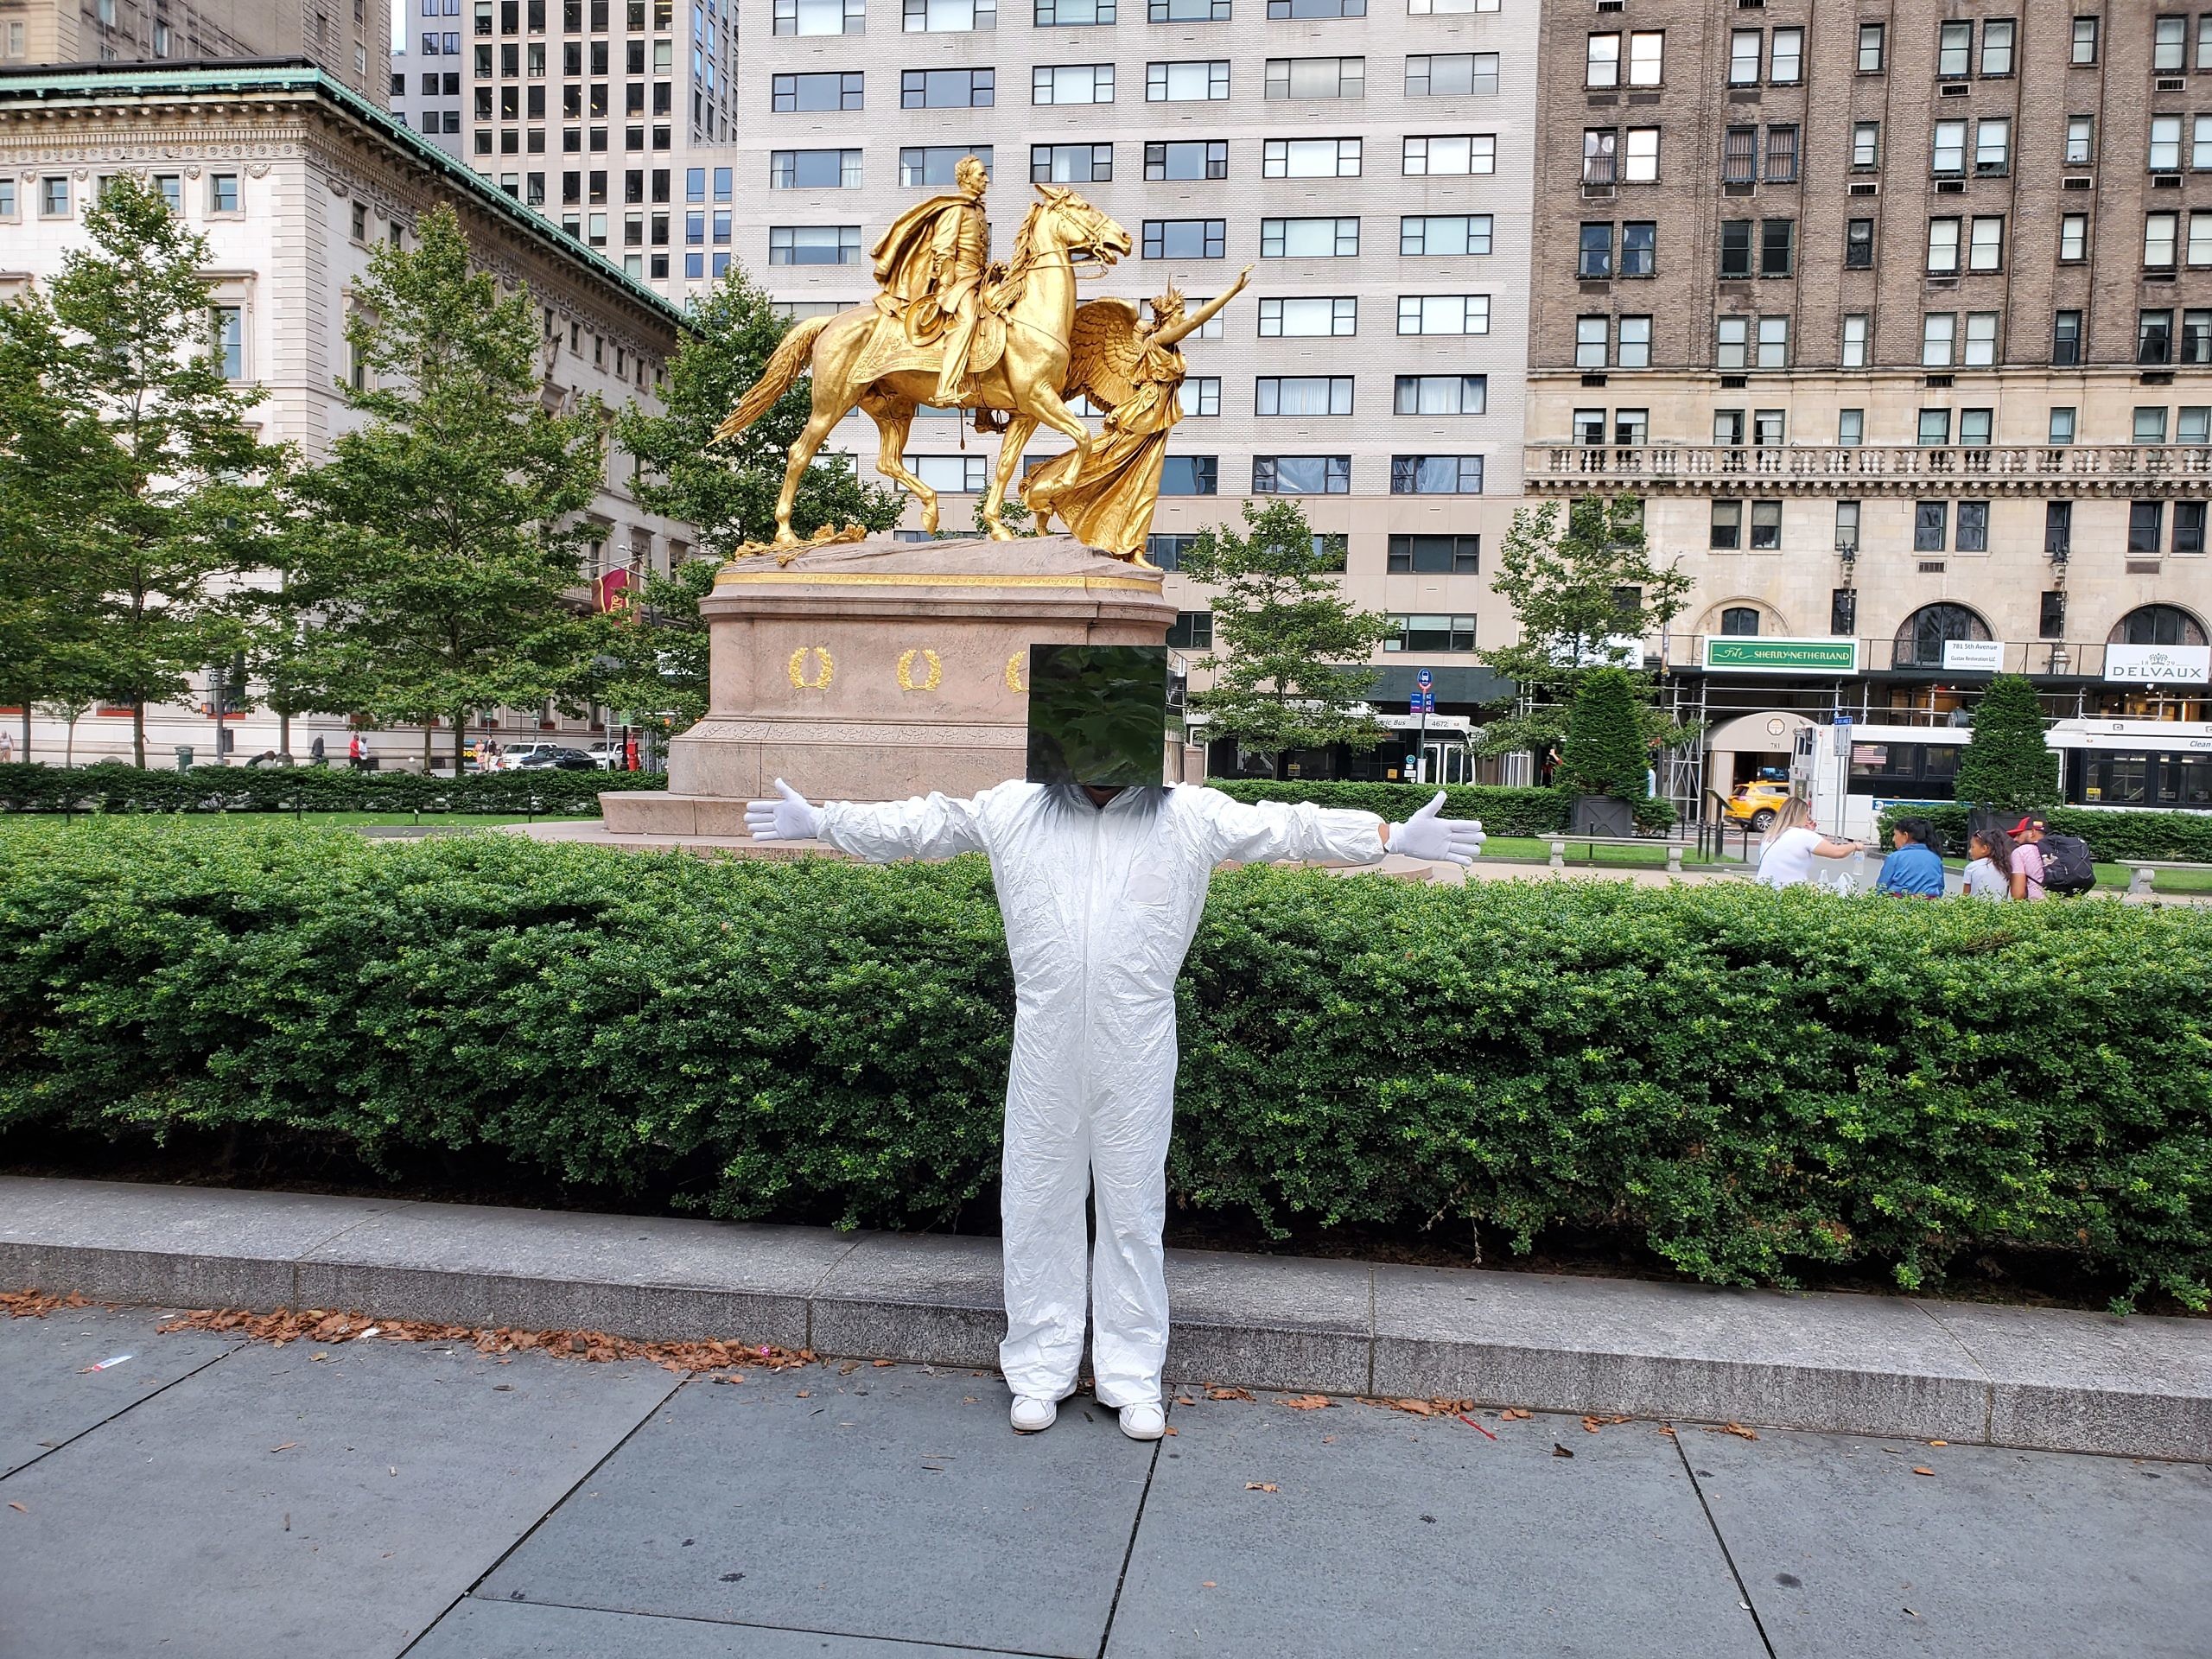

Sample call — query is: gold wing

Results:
[1064,297,1147,412]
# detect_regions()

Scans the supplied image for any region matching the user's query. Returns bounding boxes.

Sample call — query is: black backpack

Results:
[2038,833,2095,895]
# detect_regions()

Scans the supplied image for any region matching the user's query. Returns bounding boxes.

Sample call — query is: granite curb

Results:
[3,1176,2205,1460]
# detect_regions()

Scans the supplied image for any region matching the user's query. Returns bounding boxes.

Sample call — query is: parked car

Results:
[584,739,626,770]
[508,746,597,772]
[1721,779,1794,831]
[483,741,560,772]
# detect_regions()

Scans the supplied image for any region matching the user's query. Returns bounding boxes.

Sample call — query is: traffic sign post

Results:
[1412,671,1433,785]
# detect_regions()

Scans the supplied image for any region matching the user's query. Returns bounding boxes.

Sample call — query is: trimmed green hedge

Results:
[1211,780,1575,836]
[1877,803,2212,863]
[3,823,2207,1307]
[0,761,659,817]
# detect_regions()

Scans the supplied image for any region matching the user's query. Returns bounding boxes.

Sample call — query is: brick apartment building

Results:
[1525,3,2211,810]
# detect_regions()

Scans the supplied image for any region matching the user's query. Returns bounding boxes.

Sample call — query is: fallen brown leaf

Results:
[1162,1426,1178,1436]
[1321,1434,1337,1444]
[1201,1580,1216,1589]
[1581,1414,1630,1433]
[872,1359,896,1369]
[1278,1395,1332,1411]
[1501,1408,1532,1421]
[1706,1421,1759,1441]
[153,1306,806,1374]
[1551,1443,1574,1459]
[839,1361,861,1375]
[270,1442,296,1453]
[7,1502,25,1513]
[1655,1424,1676,1438]
[1244,1483,1279,1492]
[1173,1395,1197,1406]
[1912,1466,1936,1477]
[1206,1387,1255,1402]
[1927,1440,1948,1448]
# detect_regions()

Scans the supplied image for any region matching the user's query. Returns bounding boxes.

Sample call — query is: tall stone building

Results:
[722,0,1537,773]
[392,7,467,153]
[0,0,391,105]
[1524,3,2211,808]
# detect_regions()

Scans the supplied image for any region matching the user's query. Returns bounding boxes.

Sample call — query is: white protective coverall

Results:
[816,781,1387,1408]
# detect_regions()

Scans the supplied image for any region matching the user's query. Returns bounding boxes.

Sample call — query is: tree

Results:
[1478,494,1694,759]
[584,556,719,737]
[615,265,900,552]
[1954,673,2059,814]
[289,203,610,777]
[1559,667,1649,799]
[1178,500,1389,777]
[0,288,95,761]
[7,176,290,766]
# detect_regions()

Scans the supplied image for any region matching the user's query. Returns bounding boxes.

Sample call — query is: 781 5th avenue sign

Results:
[1700,636,1862,674]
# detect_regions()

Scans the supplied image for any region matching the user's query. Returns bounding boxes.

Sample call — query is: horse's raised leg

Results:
[984,416,1039,539]
[863,396,937,531]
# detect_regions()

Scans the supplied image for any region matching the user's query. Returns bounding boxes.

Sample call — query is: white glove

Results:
[744,778,823,842]
[1388,791,1486,866]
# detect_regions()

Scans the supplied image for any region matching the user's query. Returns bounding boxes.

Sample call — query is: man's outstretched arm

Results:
[1194,786,1485,868]
[746,779,990,863]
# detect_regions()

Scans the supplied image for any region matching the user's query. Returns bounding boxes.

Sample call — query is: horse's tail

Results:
[711,315,832,443]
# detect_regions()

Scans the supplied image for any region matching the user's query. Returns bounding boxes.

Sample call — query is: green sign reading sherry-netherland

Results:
[1700,636,1861,675]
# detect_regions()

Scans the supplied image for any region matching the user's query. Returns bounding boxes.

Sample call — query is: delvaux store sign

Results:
[1700,636,1862,675]
[2104,643,2212,683]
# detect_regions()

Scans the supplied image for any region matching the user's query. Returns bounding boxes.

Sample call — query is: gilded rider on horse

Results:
[868,154,992,408]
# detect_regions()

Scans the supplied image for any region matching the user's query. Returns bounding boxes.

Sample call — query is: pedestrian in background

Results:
[0,728,14,765]
[1755,797,1863,888]
[1874,817,1947,897]
[308,734,326,766]
[2005,817,2048,900]
[1961,827,2014,901]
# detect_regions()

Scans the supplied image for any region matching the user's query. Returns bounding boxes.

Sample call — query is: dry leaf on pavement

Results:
[1707,1421,1759,1441]
[1912,1466,1936,1477]
[1244,1483,1279,1492]
[1278,1395,1332,1411]
[1500,1408,1532,1421]
[1205,1387,1255,1402]
[872,1359,896,1369]
[1581,1414,1630,1433]
[7,1502,25,1513]
[1551,1443,1574,1459]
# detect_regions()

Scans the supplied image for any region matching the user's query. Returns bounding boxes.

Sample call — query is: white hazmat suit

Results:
[748,779,1482,1418]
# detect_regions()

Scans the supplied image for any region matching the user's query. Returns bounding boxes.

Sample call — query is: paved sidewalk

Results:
[2,1302,2207,1658]
[3,1177,2208,1461]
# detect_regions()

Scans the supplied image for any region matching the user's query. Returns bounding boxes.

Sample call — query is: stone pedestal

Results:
[601,534,1182,835]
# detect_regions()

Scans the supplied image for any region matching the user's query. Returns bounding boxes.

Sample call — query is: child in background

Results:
[1961,827,2014,901]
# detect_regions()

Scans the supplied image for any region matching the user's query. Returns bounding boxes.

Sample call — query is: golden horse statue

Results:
[710,183,1134,547]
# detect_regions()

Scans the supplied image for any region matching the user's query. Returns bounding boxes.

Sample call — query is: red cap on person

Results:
[2008,817,2045,836]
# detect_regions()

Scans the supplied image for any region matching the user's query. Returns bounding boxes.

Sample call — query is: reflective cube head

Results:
[1025,644,1170,788]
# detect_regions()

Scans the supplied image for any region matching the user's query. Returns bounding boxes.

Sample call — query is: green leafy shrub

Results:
[1954,675,2061,814]
[0,761,658,817]
[1560,666,1650,801]
[2,823,2207,1308]
[1878,803,2212,862]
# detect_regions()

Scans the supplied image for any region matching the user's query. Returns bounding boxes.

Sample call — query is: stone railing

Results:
[1525,443,2212,496]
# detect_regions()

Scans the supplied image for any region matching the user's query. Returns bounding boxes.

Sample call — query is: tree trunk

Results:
[421,727,433,772]
[453,713,467,780]
[278,708,290,760]
[132,702,146,769]
[18,707,28,765]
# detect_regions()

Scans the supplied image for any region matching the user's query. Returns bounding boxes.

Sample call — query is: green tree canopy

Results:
[1478,494,1692,758]
[3,175,291,766]
[288,202,609,774]
[1954,673,2060,814]
[615,265,899,552]
[1179,500,1389,777]
[583,556,718,737]
[1560,667,1650,799]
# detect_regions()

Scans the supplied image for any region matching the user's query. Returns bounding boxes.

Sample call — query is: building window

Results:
[773,72,864,110]
[901,67,994,106]
[1838,409,1864,446]
[1622,129,1659,183]
[2054,310,2084,367]
[1580,224,1613,279]
[1586,32,1620,87]
[2152,115,2184,175]
[2130,501,2165,555]
[1255,375,1354,416]
[2065,116,2094,166]
[1147,534,1193,570]
[1747,501,1782,550]
[907,454,991,493]
[1160,455,1218,495]
[1760,219,1795,277]
[1913,503,1948,553]
[1405,53,1497,97]
[2183,406,2212,443]
[1719,220,1752,280]
[2045,501,2072,556]
[1387,614,1477,652]
[1032,62,1112,102]
[2039,590,2067,640]
[1147,59,1230,101]
[211,307,244,379]
[1166,611,1212,650]
[1141,219,1224,258]
[1959,408,1993,447]
[1034,143,1111,183]
[1764,125,1798,182]
[1400,215,1491,257]
[1895,603,1989,668]
[905,146,992,187]
[1858,22,1885,72]
[1035,0,1114,22]
[1709,502,1741,550]
[1852,122,1880,169]
[767,225,861,264]
[1719,607,1761,637]
[772,149,863,188]
[904,0,991,27]
[2060,214,2088,262]
[1927,217,1961,274]
[1932,121,1966,176]
[1394,374,1486,416]
[1956,501,1989,553]
[774,0,864,31]
[2148,212,2181,270]
[1962,312,1999,367]
[2187,309,2212,365]
[209,174,240,213]
[2071,16,2099,63]
[2138,405,2172,446]
[1937,19,1971,78]
[1845,219,1873,270]
[1917,410,1951,447]
[1389,456,1483,495]
[1259,296,1357,337]
[1261,217,1359,258]
[1386,534,1480,573]
[1841,314,1869,368]
[1619,222,1656,277]
[1402,134,1492,176]
[1583,128,1617,185]
[1184,377,1220,416]
[1922,313,1956,368]
[2048,406,2076,446]
[1265,138,1358,179]
[1154,141,1230,181]
[1251,455,1349,494]
[1835,499,1861,550]
[2139,309,2174,366]
[1264,56,1364,99]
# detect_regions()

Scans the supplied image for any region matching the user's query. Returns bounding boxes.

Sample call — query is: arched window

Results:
[2108,605,2209,647]
[1892,602,1991,668]
[1719,606,1762,636]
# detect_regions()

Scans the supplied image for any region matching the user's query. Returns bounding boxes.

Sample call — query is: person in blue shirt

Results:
[1874,817,1947,897]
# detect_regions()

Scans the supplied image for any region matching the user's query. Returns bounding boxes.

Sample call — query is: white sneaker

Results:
[1118,1403,1166,1440]
[1010,1395,1058,1433]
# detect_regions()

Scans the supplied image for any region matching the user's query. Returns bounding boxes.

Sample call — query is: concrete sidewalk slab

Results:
[476,1368,1153,1659]
[3,1176,2206,1460]
[1109,1394,1765,1659]
[0,1331,677,1659]
[1688,1426,2212,1657]
[0,1305,235,1478]
[410,1599,1005,1658]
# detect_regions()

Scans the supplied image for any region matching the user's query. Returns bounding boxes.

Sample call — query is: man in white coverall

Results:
[746,652,1484,1440]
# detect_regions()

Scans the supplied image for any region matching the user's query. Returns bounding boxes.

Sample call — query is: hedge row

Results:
[0,762,660,817]
[1877,803,2212,863]
[3,823,2206,1307]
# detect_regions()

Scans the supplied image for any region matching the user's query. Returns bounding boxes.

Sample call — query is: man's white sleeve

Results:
[817,792,990,863]
[1189,787,1387,867]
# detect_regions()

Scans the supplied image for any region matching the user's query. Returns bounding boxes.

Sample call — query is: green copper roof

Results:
[0,58,690,333]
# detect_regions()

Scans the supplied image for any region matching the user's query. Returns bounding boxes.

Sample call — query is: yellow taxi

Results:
[1721,779,1794,830]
